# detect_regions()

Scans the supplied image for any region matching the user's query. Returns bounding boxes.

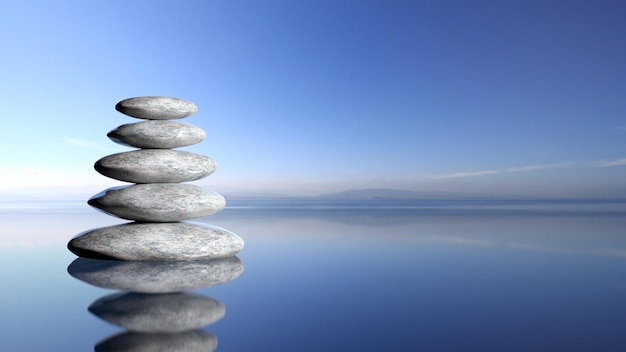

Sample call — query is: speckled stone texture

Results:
[95,330,217,352]
[94,149,216,183]
[67,256,243,293]
[108,120,206,149]
[68,222,244,261]
[88,184,225,222]
[89,292,225,332]
[115,96,197,120]
[67,96,244,262]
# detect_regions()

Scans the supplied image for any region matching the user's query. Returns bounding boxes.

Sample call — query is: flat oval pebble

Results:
[115,96,197,120]
[88,184,225,222]
[89,292,225,332]
[67,256,243,292]
[108,120,206,149]
[96,330,217,352]
[68,222,244,261]
[95,150,216,183]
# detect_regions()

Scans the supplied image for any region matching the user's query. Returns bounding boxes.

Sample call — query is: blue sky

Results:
[1,0,625,198]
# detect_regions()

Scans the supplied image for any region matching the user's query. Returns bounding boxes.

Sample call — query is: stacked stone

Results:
[68,96,244,261]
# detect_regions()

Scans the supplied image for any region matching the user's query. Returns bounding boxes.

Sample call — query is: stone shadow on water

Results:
[67,257,244,351]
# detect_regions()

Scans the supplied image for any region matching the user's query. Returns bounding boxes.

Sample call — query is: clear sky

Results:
[1,0,625,198]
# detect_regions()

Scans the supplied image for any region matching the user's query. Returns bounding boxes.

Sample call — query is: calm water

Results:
[1,199,626,351]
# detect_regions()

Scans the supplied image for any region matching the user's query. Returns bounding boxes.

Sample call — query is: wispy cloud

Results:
[431,170,499,179]
[428,235,496,247]
[0,167,120,192]
[615,126,626,133]
[594,158,626,167]
[61,137,103,150]
[428,235,626,259]
[1,167,55,178]
[594,248,626,258]
[431,162,574,179]
[504,162,574,172]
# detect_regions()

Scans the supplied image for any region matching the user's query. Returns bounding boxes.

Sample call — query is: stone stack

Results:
[68,96,243,261]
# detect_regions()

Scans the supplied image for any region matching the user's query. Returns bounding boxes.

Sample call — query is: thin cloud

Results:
[428,235,496,247]
[0,167,121,192]
[594,248,626,258]
[504,162,574,172]
[61,137,103,150]
[431,170,499,180]
[431,162,574,180]
[0,168,55,177]
[595,158,626,167]
[429,235,626,259]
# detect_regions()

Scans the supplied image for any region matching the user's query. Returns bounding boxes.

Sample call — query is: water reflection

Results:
[68,256,243,293]
[68,257,243,351]
[95,330,217,352]
[89,292,225,332]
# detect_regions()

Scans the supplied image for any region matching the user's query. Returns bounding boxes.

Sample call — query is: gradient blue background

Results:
[1,0,625,198]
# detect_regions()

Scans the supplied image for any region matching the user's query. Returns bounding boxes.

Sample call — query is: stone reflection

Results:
[68,256,243,293]
[69,257,242,351]
[89,292,225,332]
[95,330,217,352]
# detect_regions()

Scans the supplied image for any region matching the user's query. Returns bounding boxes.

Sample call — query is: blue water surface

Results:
[1,199,626,351]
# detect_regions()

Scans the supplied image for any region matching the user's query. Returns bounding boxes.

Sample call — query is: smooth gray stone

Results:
[95,150,216,183]
[115,96,197,120]
[89,292,225,332]
[95,330,217,352]
[108,120,206,149]
[88,184,225,222]
[68,222,244,261]
[67,256,244,293]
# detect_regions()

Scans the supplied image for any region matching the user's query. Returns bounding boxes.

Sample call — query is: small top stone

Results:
[115,96,198,120]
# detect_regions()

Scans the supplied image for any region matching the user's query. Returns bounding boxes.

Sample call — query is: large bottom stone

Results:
[68,222,244,261]
[67,257,243,293]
